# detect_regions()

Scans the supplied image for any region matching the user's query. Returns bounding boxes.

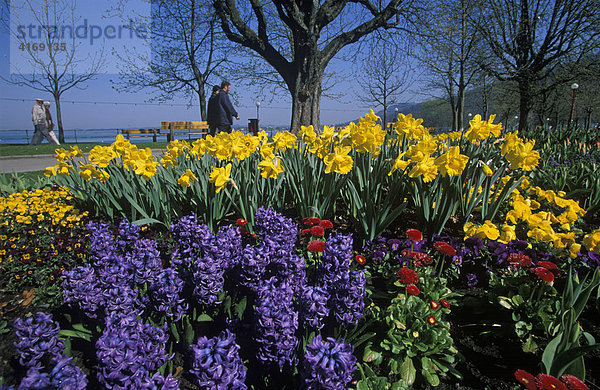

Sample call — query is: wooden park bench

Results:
[121,128,160,142]
[161,121,209,141]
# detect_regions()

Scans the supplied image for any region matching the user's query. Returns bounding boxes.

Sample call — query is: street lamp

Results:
[256,100,261,122]
[514,115,519,131]
[569,83,579,127]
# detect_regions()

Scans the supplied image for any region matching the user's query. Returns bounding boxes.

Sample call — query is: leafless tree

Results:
[112,0,231,121]
[2,0,104,143]
[213,0,415,132]
[354,40,411,128]
[475,0,600,131]
[418,0,483,131]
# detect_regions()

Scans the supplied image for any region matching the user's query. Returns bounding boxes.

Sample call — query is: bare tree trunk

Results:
[289,52,323,133]
[53,95,65,144]
[197,88,207,121]
[517,74,531,131]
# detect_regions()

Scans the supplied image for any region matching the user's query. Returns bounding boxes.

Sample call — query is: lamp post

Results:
[256,101,261,121]
[569,83,578,128]
[514,115,519,131]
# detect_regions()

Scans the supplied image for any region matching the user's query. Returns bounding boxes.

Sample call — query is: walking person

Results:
[216,81,239,133]
[43,101,60,145]
[30,98,59,145]
[207,85,221,136]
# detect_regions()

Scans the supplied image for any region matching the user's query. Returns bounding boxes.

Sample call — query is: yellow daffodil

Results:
[465,114,502,142]
[323,146,353,174]
[394,113,427,140]
[209,163,232,193]
[408,156,438,182]
[89,145,118,168]
[299,125,317,144]
[258,156,285,179]
[388,152,410,176]
[178,169,197,187]
[434,146,469,176]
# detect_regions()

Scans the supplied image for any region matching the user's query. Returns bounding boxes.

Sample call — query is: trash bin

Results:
[248,119,259,136]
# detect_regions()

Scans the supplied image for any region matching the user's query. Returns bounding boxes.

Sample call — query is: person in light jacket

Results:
[43,101,60,145]
[31,98,59,145]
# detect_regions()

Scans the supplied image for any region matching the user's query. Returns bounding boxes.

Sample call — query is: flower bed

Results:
[1,112,599,389]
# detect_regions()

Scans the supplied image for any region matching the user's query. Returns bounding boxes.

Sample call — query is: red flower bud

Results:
[236,218,248,226]
[406,229,423,241]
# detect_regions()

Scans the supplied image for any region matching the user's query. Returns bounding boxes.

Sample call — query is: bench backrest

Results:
[161,121,208,130]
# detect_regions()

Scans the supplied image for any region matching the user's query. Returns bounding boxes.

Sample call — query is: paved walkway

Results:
[0,150,167,173]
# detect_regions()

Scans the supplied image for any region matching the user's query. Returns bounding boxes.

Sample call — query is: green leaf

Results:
[196,313,213,322]
[423,369,440,386]
[234,296,247,320]
[400,357,416,385]
[58,329,91,342]
[169,322,180,344]
[542,333,562,374]
[522,334,538,353]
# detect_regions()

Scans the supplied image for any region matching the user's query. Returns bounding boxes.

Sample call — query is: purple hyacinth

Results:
[124,238,162,285]
[19,354,88,389]
[191,256,226,305]
[330,270,366,325]
[254,278,298,370]
[303,335,357,390]
[214,224,242,270]
[318,233,353,286]
[96,314,172,388]
[254,207,297,251]
[149,267,188,321]
[116,219,141,250]
[237,243,271,292]
[298,285,330,329]
[13,312,64,367]
[190,329,247,389]
[62,264,103,318]
[170,214,214,268]
[86,220,117,260]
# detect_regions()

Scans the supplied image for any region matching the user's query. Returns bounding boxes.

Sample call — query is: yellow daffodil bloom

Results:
[434,146,469,176]
[465,114,502,142]
[408,156,438,182]
[299,125,317,144]
[388,152,410,176]
[394,113,427,140]
[178,169,198,187]
[89,145,118,168]
[258,156,285,179]
[209,163,232,193]
[323,146,353,174]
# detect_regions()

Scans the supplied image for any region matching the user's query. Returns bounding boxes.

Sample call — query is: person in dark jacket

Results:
[216,81,239,133]
[206,85,221,136]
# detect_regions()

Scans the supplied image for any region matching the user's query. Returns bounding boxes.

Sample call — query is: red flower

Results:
[301,229,310,236]
[534,267,555,283]
[303,217,321,226]
[427,315,437,325]
[406,284,420,296]
[396,268,419,285]
[560,374,588,390]
[401,249,411,257]
[430,300,440,310]
[536,373,567,390]
[406,229,423,242]
[310,225,325,237]
[236,218,248,226]
[440,299,450,309]
[508,253,532,267]
[538,261,558,270]
[514,370,537,390]
[307,240,325,253]
[433,241,456,256]
[319,219,333,229]
[409,252,434,268]
[355,255,366,265]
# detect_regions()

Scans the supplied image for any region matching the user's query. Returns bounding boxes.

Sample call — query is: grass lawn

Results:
[0,142,169,157]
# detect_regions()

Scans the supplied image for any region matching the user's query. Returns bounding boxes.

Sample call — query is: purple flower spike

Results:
[190,329,247,390]
[331,271,366,325]
[13,312,64,367]
[303,335,356,390]
[254,207,297,251]
[299,285,330,329]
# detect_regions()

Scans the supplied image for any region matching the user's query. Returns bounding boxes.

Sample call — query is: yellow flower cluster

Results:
[464,181,588,257]
[583,228,600,253]
[0,188,87,229]
[387,115,470,182]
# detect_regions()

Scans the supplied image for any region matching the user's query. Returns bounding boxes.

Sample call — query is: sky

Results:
[0,1,419,131]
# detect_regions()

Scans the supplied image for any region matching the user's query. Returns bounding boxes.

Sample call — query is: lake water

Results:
[0,126,279,144]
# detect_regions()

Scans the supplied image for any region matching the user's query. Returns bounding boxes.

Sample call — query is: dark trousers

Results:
[217,124,232,133]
